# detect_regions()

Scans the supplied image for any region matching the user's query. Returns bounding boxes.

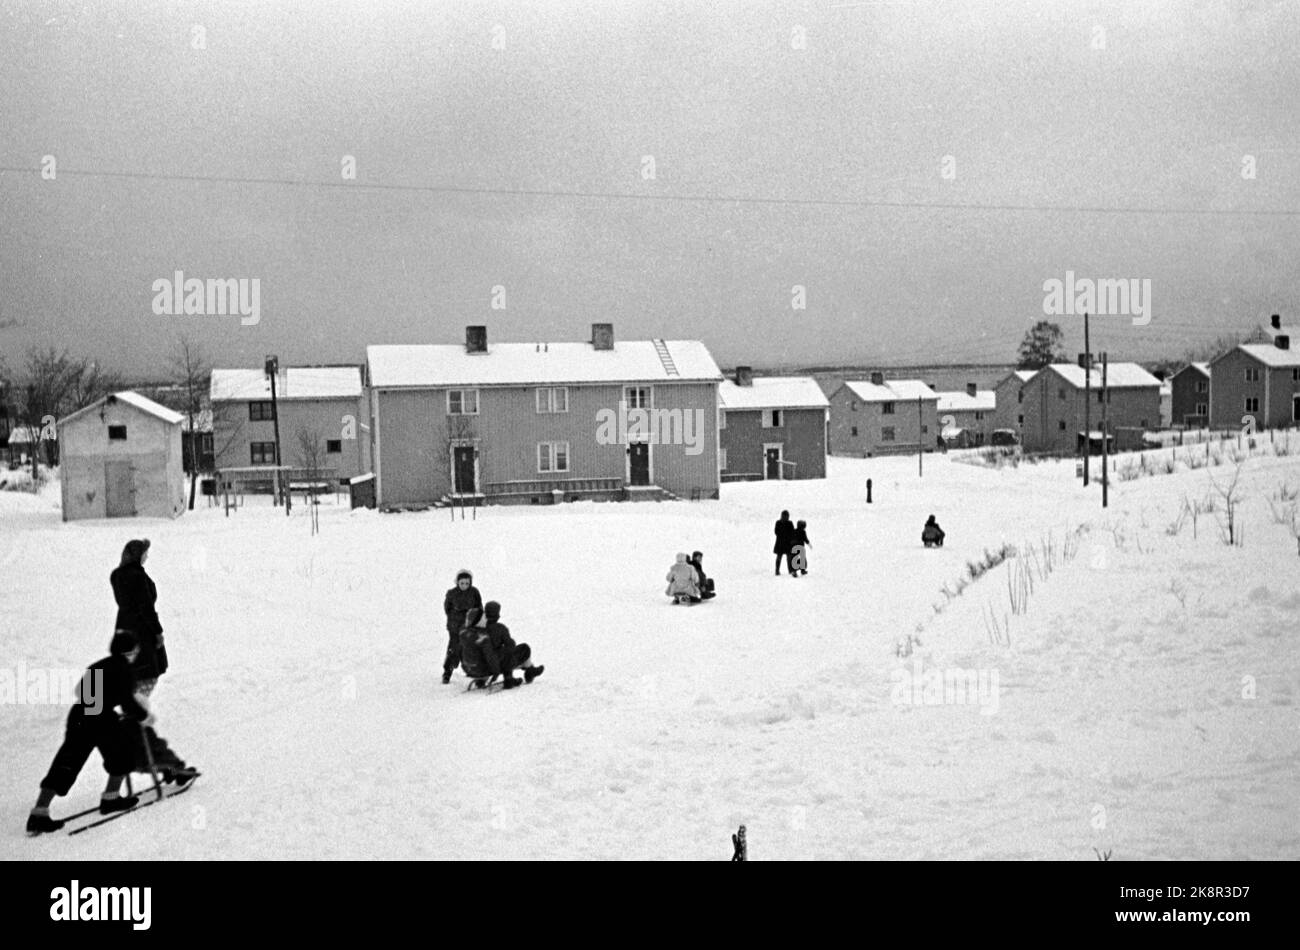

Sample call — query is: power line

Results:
[2,164,1299,217]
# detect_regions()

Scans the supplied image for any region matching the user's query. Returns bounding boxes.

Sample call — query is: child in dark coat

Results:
[790,521,810,576]
[442,569,483,684]
[922,515,946,547]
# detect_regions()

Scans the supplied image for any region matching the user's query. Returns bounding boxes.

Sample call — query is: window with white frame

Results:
[447,389,479,415]
[538,441,569,473]
[1196,380,1209,393]
[881,427,896,441]
[535,387,568,413]
[761,409,783,428]
[881,402,895,415]
[1245,397,1259,412]
[1195,403,1207,416]
[1245,368,1260,382]
[974,411,984,421]
[1292,369,1300,382]
[624,386,651,409]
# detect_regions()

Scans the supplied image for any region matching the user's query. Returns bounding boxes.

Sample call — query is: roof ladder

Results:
[652,339,680,377]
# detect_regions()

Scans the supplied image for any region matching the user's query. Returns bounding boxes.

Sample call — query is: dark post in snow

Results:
[266,355,289,515]
[917,395,923,477]
[1101,353,1109,509]
[866,478,873,504]
[1083,312,1091,486]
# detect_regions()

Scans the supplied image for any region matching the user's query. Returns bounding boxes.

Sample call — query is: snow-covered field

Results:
[3,450,1298,860]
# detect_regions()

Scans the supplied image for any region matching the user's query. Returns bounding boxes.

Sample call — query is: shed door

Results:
[105,461,135,517]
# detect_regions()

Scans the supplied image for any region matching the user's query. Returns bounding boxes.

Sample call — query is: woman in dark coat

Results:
[773,510,795,575]
[110,539,167,685]
[109,539,195,783]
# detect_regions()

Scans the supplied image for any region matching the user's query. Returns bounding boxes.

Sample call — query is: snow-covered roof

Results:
[718,377,829,410]
[1263,321,1300,341]
[936,390,996,413]
[211,367,363,401]
[367,340,723,387]
[841,379,937,402]
[1173,362,1210,378]
[1236,343,1300,368]
[1048,363,1160,390]
[58,391,185,428]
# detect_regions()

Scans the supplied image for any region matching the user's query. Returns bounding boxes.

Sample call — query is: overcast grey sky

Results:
[2,0,1298,377]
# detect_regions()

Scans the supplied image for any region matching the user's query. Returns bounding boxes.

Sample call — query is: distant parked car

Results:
[991,429,1020,447]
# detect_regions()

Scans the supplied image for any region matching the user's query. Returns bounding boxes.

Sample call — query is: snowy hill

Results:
[3,448,1298,859]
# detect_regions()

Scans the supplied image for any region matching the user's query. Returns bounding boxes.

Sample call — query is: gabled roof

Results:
[58,391,185,429]
[1172,362,1210,378]
[936,390,996,413]
[1045,363,1160,390]
[995,369,1036,388]
[1232,343,1300,368]
[211,367,363,401]
[840,379,937,402]
[719,377,829,410]
[367,340,722,387]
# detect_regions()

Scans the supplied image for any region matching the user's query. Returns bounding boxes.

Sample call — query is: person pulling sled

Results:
[922,515,946,548]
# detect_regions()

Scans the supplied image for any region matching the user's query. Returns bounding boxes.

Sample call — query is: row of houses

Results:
[1168,315,1300,430]
[47,315,1300,518]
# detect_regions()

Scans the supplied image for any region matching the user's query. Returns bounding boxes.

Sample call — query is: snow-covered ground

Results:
[3,450,1298,860]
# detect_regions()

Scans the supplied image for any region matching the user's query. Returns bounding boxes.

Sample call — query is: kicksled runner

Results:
[32,722,201,837]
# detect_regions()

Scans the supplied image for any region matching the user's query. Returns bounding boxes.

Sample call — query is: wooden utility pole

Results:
[1101,352,1109,509]
[266,355,290,515]
[1083,312,1091,486]
[917,395,923,477]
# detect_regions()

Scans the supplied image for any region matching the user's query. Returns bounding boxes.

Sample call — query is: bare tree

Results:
[1211,461,1247,547]
[167,337,212,510]
[18,347,125,476]
[295,426,326,535]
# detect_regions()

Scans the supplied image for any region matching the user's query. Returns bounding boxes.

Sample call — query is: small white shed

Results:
[58,392,187,522]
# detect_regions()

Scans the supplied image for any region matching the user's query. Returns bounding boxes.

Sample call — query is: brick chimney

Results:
[1277,334,1290,350]
[1271,313,1282,330]
[466,326,487,354]
[735,365,753,387]
[966,382,977,397]
[870,371,884,386]
[591,323,614,351]
[1077,352,1090,368]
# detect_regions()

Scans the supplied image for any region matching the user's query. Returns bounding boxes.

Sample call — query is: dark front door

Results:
[1294,395,1299,423]
[453,446,475,494]
[765,447,781,479]
[628,442,650,486]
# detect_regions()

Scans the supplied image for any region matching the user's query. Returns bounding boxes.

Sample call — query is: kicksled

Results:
[44,722,201,837]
